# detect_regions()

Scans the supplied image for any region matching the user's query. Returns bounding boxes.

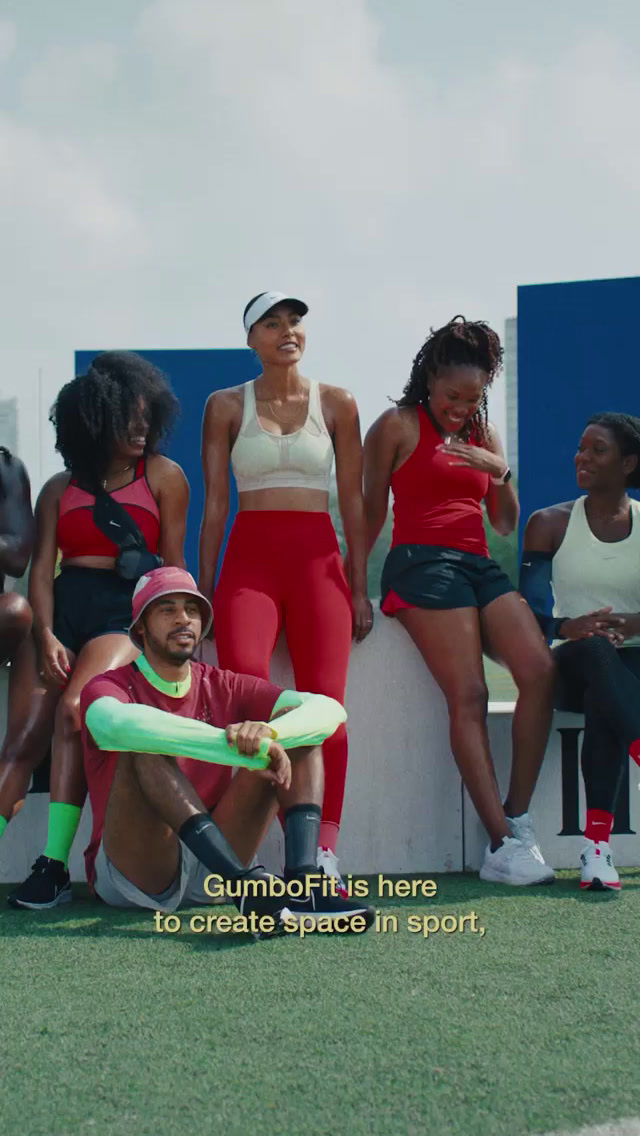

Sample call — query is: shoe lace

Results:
[507,838,540,866]
[594,843,614,866]
[510,814,536,846]
[318,848,346,888]
[582,841,615,869]
[319,847,339,874]
[30,856,51,874]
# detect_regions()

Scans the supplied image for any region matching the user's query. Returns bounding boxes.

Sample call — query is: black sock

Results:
[178,813,251,881]
[283,803,321,878]
[490,838,506,853]
[179,813,292,923]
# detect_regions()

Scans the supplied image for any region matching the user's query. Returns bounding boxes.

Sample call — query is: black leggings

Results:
[553,637,640,812]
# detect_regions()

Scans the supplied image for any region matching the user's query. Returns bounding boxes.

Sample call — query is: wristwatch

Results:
[490,466,512,486]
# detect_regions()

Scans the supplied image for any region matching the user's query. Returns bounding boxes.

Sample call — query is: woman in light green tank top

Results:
[521,412,640,893]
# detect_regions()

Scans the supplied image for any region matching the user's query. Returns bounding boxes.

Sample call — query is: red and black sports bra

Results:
[57,458,160,561]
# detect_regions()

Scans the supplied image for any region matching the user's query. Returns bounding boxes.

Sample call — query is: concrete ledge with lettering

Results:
[0,615,638,883]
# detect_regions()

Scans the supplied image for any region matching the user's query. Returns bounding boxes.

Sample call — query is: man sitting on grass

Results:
[74,566,373,934]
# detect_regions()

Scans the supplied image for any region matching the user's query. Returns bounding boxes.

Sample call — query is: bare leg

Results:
[104,753,278,896]
[277,745,324,813]
[51,633,138,808]
[0,592,32,667]
[480,592,555,817]
[0,634,62,822]
[396,606,509,845]
[213,770,280,865]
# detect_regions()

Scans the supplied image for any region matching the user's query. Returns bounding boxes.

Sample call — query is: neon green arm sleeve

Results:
[84,697,269,769]
[268,690,347,747]
[84,689,347,770]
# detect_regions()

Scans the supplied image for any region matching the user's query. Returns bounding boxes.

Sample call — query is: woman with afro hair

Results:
[364,316,555,887]
[3,352,188,909]
[521,412,640,892]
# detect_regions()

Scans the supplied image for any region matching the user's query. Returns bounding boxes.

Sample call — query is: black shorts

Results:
[53,566,136,655]
[381,544,515,612]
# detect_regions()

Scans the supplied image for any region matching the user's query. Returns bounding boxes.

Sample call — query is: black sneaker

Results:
[232,866,292,938]
[8,856,72,910]
[284,871,376,931]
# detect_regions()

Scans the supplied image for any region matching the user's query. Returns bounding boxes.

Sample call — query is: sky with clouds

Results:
[1,0,639,484]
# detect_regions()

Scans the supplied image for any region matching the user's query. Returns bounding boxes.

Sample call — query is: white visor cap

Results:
[243,291,308,334]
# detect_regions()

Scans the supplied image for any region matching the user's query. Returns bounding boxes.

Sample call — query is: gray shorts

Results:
[93,840,226,912]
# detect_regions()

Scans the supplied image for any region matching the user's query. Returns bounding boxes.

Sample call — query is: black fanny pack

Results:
[92,489,163,581]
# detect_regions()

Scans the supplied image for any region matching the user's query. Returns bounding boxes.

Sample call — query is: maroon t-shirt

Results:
[80,660,283,889]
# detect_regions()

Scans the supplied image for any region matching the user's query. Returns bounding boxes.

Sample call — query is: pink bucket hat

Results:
[128,567,213,649]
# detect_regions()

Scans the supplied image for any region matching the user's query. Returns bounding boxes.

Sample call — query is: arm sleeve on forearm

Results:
[84,697,269,769]
[519,551,567,640]
[268,690,347,747]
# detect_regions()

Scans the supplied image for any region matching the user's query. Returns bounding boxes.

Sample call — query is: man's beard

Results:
[143,625,197,663]
[164,641,196,662]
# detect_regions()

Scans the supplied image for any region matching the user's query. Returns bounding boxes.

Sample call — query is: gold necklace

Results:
[102,463,133,490]
[266,391,308,425]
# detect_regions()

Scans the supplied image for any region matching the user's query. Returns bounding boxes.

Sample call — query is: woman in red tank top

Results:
[364,317,556,887]
[1,353,189,910]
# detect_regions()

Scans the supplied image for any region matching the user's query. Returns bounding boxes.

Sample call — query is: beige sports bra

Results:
[230,380,334,493]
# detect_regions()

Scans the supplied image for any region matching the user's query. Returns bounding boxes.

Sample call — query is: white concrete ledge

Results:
[0,618,639,884]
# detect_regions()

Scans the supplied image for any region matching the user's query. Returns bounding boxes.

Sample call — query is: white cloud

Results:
[0,20,16,64]
[20,41,117,112]
[1,0,639,484]
[0,114,138,239]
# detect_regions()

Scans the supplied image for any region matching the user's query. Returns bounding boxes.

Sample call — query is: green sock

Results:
[43,802,82,868]
[0,816,7,840]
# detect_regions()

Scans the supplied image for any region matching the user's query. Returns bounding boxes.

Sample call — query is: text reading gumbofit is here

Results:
[151,875,487,939]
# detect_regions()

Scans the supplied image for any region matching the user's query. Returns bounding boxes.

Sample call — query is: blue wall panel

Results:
[517,276,640,546]
[75,349,260,577]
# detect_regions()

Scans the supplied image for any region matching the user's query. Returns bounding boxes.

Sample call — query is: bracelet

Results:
[490,466,512,486]
[549,617,568,640]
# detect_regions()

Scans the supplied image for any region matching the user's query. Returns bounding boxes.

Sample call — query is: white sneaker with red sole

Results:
[579,840,620,891]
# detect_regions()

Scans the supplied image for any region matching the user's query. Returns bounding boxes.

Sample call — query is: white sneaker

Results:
[479,836,556,886]
[579,840,620,891]
[316,846,348,897]
[506,812,553,876]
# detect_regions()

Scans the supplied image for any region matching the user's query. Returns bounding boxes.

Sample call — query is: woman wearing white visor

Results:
[199,292,372,891]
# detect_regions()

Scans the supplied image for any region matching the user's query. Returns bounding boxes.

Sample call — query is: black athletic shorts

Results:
[381,544,515,612]
[53,566,136,655]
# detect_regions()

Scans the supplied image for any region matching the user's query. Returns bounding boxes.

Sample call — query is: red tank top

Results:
[390,407,489,556]
[57,459,161,560]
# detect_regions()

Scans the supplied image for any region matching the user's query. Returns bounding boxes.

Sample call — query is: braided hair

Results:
[50,352,179,491]
[397,315,503,442]
[587,412,640,489]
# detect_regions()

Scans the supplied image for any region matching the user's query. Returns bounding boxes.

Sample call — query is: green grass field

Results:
[3,872,640,1136]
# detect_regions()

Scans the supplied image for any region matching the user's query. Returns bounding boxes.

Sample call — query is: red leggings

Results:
[213,511,352,830]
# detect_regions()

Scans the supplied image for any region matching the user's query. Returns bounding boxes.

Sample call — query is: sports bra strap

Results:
[70,458,146,491]
[309,380,321,418]
[241,380,257,429]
